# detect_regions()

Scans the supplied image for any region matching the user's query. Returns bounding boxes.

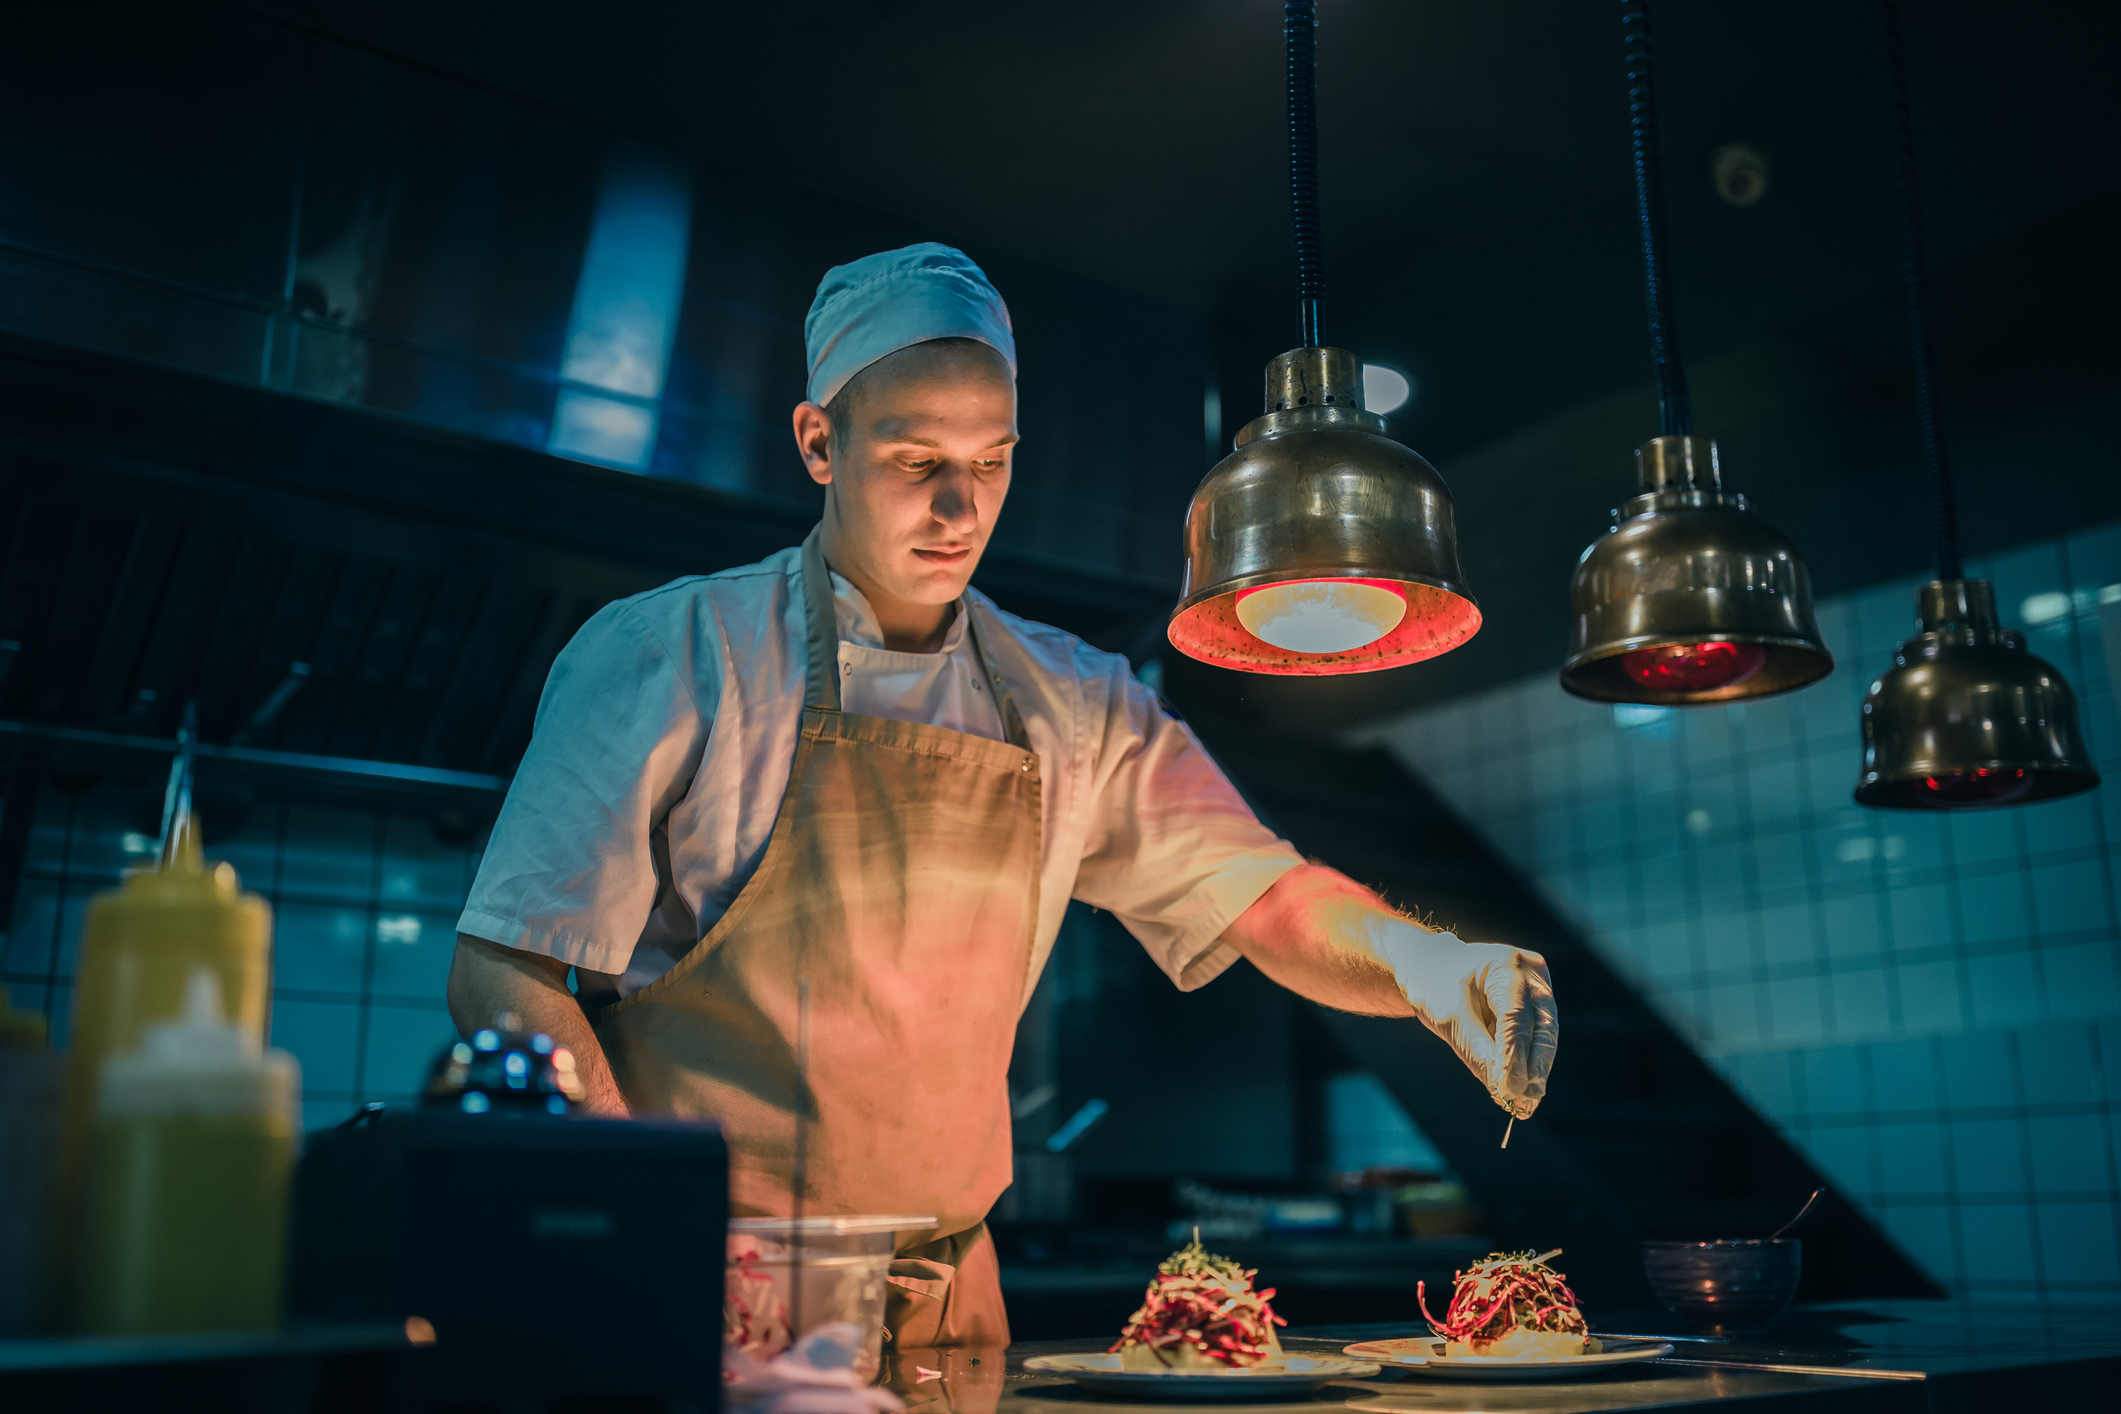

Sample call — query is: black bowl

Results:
[1642,1239,1801,1333]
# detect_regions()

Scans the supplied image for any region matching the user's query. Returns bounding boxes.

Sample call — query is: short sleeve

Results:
[456,602,712,974]
[1070,665,1303,990]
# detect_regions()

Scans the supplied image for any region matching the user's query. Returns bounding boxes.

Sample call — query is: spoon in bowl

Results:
[1769,1188,1824,1241]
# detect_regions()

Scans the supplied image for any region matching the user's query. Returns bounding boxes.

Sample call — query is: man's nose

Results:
[929,464,982,533]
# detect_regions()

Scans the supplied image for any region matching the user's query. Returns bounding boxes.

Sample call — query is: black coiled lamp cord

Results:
[1286,0,1325,348]
[1622,0,1692,438]
[1883,0,1963,583]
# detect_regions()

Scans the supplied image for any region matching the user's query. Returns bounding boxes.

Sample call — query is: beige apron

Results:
[594,529,1039,1346]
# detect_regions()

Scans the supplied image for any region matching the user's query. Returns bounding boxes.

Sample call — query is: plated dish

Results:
[1020,1236,1378,1400]
[1344,1249,1670,1381]
[1111,1234,1286,1370]
[1418,1249,1589,1358]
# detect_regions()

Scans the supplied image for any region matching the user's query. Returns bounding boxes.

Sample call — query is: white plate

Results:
[1340,1335,1674,1381]
[1019,1352,1382,1401]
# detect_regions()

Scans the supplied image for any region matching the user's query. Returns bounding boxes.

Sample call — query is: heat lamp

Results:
[1558,0,1832,706]
[1166,1,1479,677]
[1854,3,2097,810]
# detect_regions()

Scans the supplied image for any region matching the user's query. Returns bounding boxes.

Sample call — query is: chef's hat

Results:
[803,243,1016,408]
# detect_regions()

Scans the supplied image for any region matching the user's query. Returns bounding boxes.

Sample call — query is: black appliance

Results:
[291,1106,728,1412]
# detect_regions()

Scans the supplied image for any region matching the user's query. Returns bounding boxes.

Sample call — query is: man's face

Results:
[800,342,1017,608]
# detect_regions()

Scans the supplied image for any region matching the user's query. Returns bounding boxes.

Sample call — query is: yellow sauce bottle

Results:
[75,969,298,1334]
[54,813,273,1324]
[63,818,272,1109]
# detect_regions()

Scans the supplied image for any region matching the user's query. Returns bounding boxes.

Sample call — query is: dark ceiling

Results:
[230,0,2121,728]
[231,0,2118,443]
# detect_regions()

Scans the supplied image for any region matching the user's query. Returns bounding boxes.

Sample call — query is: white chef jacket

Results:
[457,543,1304,1001]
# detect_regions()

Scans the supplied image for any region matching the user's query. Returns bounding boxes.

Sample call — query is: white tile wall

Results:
[1325,1070,1450,1176]
[1354,520,2121,1300]
[2,788,481,1135]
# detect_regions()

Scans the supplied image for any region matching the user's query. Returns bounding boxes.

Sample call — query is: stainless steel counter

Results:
[1577,1298,2121,1398]
[0,1321,411,1410]
[9,1299,2116,1412]
[897,1301,2121,1414]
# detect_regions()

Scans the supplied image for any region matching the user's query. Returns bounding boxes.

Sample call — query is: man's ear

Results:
[793,401,835,485]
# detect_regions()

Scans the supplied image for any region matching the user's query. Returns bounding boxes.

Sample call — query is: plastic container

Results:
[724,1215,932,1380]
[75,969,299,1334]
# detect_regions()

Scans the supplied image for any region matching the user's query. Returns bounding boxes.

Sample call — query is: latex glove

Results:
[1368,918,1558,1118]
[725,1325,906,1414]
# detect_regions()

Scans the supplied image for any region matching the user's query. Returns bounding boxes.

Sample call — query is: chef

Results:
[448,244,1558,1348]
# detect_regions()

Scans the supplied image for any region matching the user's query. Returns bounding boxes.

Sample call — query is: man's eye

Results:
[901,458,937,473]
[975,458,1004,471]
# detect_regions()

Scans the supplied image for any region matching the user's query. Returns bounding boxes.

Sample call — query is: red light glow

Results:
[1917,768,2033,806]
[1168,579,1481,675]
[1620,641,1769,693]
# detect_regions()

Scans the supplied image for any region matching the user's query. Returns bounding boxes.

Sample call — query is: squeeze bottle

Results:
[55,809,272,1323]
[62,817,272,1134]
[75,968,299,1333]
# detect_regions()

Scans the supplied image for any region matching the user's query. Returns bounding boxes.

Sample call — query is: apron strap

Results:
[799,527,843,713]
[798,524,1032,751]
[962,603,1032,751]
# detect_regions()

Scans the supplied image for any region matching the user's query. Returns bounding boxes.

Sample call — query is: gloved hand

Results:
[1368,918,1558,1118]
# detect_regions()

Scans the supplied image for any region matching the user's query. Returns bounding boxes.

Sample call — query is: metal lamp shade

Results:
[1167,347,1480,676]
[1561,436,1833,705]
[1857,579,2099,809]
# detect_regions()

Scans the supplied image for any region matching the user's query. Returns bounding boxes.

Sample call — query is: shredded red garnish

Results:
[1110,1237,1287,1367]
[723,1246,790,1363]
[1417,1249,1586,1346]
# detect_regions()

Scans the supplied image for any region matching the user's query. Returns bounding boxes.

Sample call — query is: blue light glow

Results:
[1045,1096,1110,1153]
[550,143,693,471]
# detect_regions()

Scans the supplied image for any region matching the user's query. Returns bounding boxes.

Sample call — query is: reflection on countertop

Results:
[975,1339,1885,1414]
[1581,1297,2121,1380]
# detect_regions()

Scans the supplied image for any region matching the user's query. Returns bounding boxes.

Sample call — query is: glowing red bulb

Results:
[1917,768,2034,806]
[1620,641,1769,692]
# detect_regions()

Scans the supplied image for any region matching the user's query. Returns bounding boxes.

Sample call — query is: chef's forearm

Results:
[447,934,631,1116]
[1221,864,1421,1017]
